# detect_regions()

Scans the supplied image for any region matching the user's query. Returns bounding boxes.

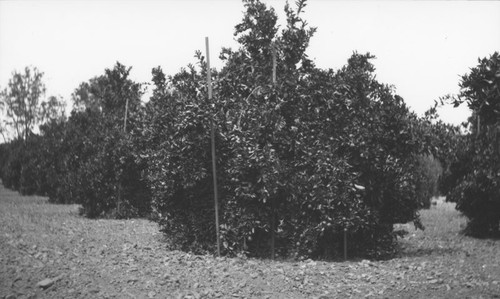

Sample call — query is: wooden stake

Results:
[272,42,277,86]
[119,96,130,215]
[206,37,221,257]
[270,42,277,260]
[344,228,347,261]
[477,114,480,137]
[271,193,276,260]
[124,97,129,133]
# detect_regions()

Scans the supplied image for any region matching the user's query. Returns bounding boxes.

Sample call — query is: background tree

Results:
[0,62,151,216]
[0,66,67,194]
[56,62,150,218]
[0,66,46,141]
[0,101,8,142]
[41,95,67,123]
[71,62,142,121]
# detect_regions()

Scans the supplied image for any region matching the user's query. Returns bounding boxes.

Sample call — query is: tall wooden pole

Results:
[118,97,130,215]
[272,42,277,84]
[270,42,277,260]
[477,114,480,137]
[206,37,221,257]
[124,97,129,133]
[344,228,347,261]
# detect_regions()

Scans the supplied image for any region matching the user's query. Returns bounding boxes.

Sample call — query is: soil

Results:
[1,185,499,298]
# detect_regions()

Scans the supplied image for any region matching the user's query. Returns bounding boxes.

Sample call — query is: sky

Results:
[1,0,499,126]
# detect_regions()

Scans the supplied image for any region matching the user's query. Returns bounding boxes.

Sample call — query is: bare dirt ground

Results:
[1,185,499,299]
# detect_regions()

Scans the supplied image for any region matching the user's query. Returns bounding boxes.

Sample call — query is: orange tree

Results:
[35,63,152,218]
[447,52,500,237]
[138,0,432,258]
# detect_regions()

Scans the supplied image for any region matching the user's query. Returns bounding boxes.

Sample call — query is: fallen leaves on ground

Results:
[1,188,499,299]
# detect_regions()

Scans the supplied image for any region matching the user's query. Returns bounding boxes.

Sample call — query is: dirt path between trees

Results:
[1,184,499,298]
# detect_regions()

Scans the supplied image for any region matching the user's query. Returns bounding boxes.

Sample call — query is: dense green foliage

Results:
[55,63,151,218]
[415,155,442,209]
[0,63,151,218]
[446,52,500,237]
[0,0,454,259]
[135,0,439,259]
[0,66,48,141]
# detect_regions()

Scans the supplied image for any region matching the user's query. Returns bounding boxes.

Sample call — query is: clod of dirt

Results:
[36,274,64,289]
[36,278,55,289]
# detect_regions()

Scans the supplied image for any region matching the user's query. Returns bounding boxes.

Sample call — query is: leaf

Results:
[354,184,365,191]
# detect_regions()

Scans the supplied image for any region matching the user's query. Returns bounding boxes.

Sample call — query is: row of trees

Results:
[0,63,151,218]
[0,67,66,195]
[1,0,495,258]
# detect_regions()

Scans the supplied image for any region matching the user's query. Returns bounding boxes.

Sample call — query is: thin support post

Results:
[272,42,277,86]
[271,194,276,260]
[344,228,347,261]
[206,37,221,257]
[270,42,277,260]
[119,96,129,215]
[124,97,129,133]
[477,115,480,137]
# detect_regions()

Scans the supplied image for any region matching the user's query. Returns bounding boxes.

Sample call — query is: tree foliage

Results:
[138,0,433,259]
[446,52,500,237]
[0,66,47,141]
[55,62,151,218]
[0,0,453,259]
[0,67,66,195]
[0,63,151,218]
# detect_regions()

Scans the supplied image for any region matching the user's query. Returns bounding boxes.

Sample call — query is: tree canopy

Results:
[446,52,500,237]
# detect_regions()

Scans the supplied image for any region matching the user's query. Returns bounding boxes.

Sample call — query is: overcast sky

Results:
[1,0,499,125]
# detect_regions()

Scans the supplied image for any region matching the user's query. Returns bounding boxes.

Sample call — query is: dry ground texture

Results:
[1,184,499,299]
